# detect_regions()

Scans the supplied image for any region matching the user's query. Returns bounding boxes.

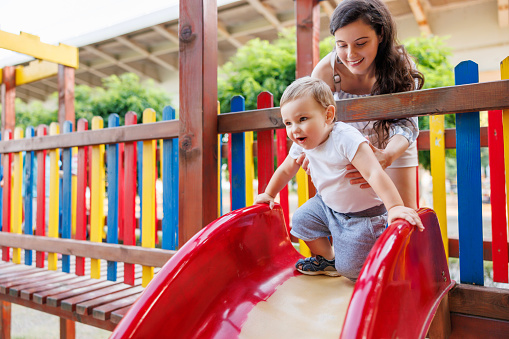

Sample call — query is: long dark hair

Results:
[330,0,424,146]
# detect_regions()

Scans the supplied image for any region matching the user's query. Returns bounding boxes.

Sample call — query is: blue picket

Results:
[162,106,179,250]
[230,96,246,210]
[24,126,35,265]
[455,60,484,285]
[61,121,73,273]
[107,114,120,281]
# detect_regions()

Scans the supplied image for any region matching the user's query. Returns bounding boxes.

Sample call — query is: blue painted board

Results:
[61,121,73,273]
[230,96,246,210]
[455,61,484,286]
[107,114,120,281]
[24,126,35,265]
[162,106,179,250]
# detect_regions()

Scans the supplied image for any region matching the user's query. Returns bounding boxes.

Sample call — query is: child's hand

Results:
[388,206,424,232]
[255,193,275,209]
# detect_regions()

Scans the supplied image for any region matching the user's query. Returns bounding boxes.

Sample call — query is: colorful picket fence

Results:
[0,108,179,288]
[1,57,509,290]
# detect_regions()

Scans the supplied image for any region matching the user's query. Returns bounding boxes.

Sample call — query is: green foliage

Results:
[7,73,172,130]
[72,73,172,126]
[218,28,334,113]
[403,35,455,171]
[13,98,57,130]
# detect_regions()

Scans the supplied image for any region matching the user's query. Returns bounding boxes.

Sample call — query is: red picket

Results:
[276,129,290,230]
[35,125,47,268]
[488,110,508,282]
[256,92,274,194]
[75,119,89,276]
[124,112,138,285]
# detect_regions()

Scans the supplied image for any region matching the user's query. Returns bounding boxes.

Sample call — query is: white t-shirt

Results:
[289,122,382,213]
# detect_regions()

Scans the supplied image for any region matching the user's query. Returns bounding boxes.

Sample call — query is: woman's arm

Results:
[351,143,423,230]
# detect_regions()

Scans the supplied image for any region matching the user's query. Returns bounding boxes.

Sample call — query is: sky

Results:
[0,0,179,67]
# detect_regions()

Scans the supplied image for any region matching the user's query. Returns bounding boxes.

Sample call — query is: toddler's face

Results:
[281,95,334,150]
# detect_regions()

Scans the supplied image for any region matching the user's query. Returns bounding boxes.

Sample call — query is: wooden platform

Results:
[0,257,157,331]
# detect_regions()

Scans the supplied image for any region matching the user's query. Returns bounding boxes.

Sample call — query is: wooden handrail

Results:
[0,233,174,267]
[218,80,509,133]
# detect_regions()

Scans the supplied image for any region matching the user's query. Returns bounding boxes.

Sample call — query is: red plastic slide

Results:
[110,205,453,338]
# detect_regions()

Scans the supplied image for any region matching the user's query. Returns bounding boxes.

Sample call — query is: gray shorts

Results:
[290,195,387,281]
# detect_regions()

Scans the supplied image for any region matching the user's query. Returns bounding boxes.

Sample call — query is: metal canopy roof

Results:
[10,0,509,102]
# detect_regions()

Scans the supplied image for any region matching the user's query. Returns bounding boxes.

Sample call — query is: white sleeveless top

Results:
[330,52,418,168]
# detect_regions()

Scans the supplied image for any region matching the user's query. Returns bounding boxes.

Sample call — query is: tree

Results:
[3,73,173,130]
[218,29,333,113]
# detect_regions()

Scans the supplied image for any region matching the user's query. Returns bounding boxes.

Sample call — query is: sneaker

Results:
[295,255,340,277]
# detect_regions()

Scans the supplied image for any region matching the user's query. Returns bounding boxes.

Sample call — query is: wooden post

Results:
[58,65,75,130]
[59,318,75,339]
[0,301,11,339]
[428,294,452,339]
[295,0,320,197]
[178,0,218,247]
[1,66,16,133]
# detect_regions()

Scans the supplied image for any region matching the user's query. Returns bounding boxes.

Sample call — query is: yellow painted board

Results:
[430,115,448,257]
[11,128,24,264]
[245,131,254,206]
[296,168,311,257]
[15,60,59,85]
[0,30,78,68]
[142,108,156,287]
[501,57,509,239]
[90,117,104,278]
[48,123,60,270]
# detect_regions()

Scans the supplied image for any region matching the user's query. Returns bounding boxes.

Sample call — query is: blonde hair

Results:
[280,77,336,111]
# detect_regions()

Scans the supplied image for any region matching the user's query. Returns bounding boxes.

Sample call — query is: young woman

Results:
[309,0,424,209]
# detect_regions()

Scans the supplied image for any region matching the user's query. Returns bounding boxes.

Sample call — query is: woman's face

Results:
[334,19,381,76]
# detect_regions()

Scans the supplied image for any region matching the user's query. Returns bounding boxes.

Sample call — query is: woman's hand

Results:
[346,144,392,189]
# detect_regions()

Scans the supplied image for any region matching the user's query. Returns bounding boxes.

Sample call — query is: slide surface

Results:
[110,205,453,339]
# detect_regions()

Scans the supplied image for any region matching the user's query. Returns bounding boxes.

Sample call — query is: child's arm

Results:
[351,143,424,231]
[255,155,300,209]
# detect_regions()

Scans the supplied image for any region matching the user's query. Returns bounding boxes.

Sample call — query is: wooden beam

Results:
[499,0,509,27]
[217,80,509,133]
[0,233,174,267]
[449,284,509,321]
[447,238,509,262]
[320,1,335,18]
[1,66,16,133]
[296,0,320,197]
[152,24,180,44]
[14,60,58,86]
[0,30,78,68]
[450,313,509,338]
[58,65,75,128]
[246,0,283,31]
[20,83,49,97]
[218,20,243,48]
[78,62,110,79]
[0,120,179,153]
[408,0,432,36]
[417,127,489,150]
[83,45,148,80]
[115,36,177,71]
[178,0,218,246]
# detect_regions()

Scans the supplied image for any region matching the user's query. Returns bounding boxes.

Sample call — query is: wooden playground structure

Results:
[1,0,509,338]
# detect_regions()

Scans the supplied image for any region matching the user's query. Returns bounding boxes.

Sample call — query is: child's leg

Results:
[304,238,334,260]
[386,167,417,209]
[291,195,338,276]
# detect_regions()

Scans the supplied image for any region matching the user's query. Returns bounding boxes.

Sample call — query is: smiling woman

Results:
[310,0,425,209]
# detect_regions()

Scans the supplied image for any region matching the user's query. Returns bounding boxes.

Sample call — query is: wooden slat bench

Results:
[0,233,174,337]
